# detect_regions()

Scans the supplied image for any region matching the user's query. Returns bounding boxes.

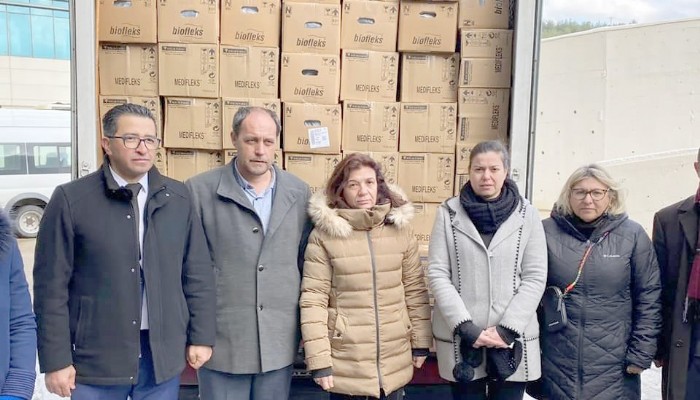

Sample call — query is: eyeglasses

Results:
[571,188,609,201]
[109,135,161,150]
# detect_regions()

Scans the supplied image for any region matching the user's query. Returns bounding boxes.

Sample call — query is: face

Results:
[342,166,378,209]
[101,115,157,183]
[569,177,611,222]
[233,111,277,181]
[469,151,508,200]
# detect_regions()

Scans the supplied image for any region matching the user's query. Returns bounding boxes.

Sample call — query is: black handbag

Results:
[541,232,609,333]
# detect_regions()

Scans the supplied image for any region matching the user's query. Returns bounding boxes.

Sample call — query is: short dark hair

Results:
[325,152,406,209]
[468,140,510,171]
[102,103,156,137]
[232,106,281,139]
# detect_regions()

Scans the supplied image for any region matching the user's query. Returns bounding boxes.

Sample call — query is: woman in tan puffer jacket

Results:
[300,153,432,400]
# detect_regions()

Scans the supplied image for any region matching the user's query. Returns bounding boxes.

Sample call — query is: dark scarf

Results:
[460,178,520,234]
[686,187,700,321]
[564,214,607,240]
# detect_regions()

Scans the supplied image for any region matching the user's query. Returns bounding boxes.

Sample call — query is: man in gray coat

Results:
[186,106,312,400]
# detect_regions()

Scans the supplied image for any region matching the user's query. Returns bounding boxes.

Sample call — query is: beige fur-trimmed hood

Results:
[307,184,415,238]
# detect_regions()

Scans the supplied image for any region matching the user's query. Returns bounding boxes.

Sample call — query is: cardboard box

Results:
[280,52,340,105]
[223,148,283,165]
[342,100,399,152]
[455,142,478,174]
[166,149,224,182]
[284,153,342,195]
[341,0,399,52]
[397,153,454,203]
[460,29,513,59]
[412,202,439,246]
[454,173,468,195]
[282,2,341,55]
[164,97,222,150]
[457,88,510,142]
[458,0,510,29]
[398,1,458,53]
[98,96,162,138]
[282,103,341,154]
[220,46,279,99]
[399,103,457,153]
[340,50,399,102]
[98,44,158,96]
[458,57,512,88]
[157,0,220,43]
[400,52,458,103]
[98,0,157,43]
[221,0,281,47]
[158,43,219,97]
[221,98,282,148]
[346,151,399,185]
[154,147,167,173]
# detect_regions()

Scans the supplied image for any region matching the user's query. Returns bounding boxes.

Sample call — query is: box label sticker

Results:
[308,127,330,149]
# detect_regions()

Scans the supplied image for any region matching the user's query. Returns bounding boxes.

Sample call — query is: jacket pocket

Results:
[74,296,93,351]
[330,313,348,348]
[401,308,413,340]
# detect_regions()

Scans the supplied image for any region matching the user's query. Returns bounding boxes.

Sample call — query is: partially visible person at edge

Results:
[653,148,700,400]
[429,140,548,400]
[33,103,216,399]
[539,164,661,400]
[0,209,36,400]
[300,152,432,399]
[186,106,312,400]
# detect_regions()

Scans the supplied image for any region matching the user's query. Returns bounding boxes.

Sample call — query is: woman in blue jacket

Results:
[0,210,36,400]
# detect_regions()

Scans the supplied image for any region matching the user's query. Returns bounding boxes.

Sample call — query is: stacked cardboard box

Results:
[95,0,516,211]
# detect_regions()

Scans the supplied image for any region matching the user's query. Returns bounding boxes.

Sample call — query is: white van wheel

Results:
[14,205,44,238]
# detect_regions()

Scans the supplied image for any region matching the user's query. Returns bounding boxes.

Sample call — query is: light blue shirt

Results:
[233,159,275,234]
[110,167,150,330]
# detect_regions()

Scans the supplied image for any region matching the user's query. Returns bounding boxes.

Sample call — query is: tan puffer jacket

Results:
[300,191,432,397]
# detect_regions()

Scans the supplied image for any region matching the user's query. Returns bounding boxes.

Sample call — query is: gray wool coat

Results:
[186,161,312,374]
[428,196,547,382]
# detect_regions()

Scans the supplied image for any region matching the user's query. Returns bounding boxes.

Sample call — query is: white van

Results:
[0,109,72,237]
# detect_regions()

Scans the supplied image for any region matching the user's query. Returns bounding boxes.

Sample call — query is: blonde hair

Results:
[553,164,626,216]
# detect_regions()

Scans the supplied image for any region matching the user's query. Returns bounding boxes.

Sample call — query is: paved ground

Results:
[17,238,662,399]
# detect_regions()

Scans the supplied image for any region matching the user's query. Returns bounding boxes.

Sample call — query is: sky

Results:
[542,0,700,24]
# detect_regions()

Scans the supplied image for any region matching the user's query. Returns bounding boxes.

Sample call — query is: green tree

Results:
[541,19,636,38]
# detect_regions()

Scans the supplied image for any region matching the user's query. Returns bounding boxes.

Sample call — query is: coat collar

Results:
[216,160,305,239]
[446,196,527,250]
[678,195,698,251]
[308,185,415,238]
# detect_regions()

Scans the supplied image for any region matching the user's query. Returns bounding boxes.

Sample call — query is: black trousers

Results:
[329,387,404,400]
[451,378,526,400]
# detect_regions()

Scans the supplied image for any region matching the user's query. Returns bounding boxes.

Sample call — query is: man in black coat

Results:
[33,104,216,399]
[653,148,700,400]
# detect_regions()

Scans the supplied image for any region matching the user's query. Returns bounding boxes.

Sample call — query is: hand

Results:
[187,345,213,370]
[45,365,76,397]
[653,359,665,368]
[314,375,334,391]
[483,326,510,349]
[473,329,509,349]
[413,355,427,369]
[626,365,644,375]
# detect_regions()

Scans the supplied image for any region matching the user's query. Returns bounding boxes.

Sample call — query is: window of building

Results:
[0,0,70,59]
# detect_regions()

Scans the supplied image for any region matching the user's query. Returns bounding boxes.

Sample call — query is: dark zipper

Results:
[366,231,384,390]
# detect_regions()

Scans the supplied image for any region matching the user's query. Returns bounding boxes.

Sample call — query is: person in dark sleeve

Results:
[33,103,216,399]
[653,148,700,400]
[0,209,36,400]
[541,164,661,400]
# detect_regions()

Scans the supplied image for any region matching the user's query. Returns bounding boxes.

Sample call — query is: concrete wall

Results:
[533,19,700,231]
[0,56,70,107]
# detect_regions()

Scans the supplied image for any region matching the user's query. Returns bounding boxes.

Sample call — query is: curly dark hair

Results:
[325,153,406,209]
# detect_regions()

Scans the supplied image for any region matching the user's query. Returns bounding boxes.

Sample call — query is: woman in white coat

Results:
[429,140,547,400]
